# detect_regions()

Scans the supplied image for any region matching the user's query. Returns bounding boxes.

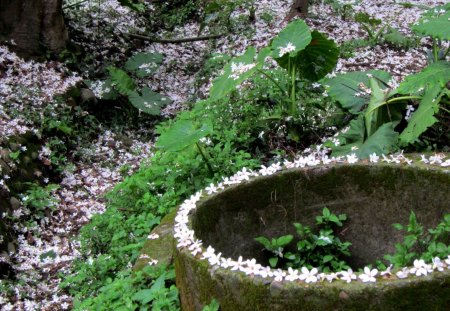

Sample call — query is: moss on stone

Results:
[133,209,177,271]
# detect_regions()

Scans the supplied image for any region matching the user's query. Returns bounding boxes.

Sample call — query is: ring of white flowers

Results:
[174,152,450,284]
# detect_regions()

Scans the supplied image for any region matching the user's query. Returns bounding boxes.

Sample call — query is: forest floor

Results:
[0,0,446,309]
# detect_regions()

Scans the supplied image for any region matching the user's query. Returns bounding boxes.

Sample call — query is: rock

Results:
[9,197,20,210]
[175,159,450,310]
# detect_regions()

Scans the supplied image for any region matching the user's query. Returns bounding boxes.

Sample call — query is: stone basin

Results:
[174,160,450,310]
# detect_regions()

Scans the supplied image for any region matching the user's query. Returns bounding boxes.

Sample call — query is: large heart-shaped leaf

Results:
[209,47,269,101]
[276,31,339,81]
[413,11,450,40]
[156,119,213,151]
[399,84,443,145]
[128,87,171,115]
[125,52,163,77]
[365,78,387,137]
[108,67,135,96]
[396,62,450,94]
[271,19,312,59]
[323,70,391,114]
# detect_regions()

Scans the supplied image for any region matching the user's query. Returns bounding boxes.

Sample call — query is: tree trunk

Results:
[0,0,68,58]
[285,0,309,21]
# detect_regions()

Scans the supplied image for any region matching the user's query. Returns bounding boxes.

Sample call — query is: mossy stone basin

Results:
[174,161,450,310]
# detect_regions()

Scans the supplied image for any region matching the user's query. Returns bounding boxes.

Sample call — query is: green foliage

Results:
[396,62,450,94]
[413,10,450,41]
[271,19,312,58]
[125,52,164,78]
[383,27,418,49]
[256,208,352,272]
[384,212,450,268]
[128,87,171,116]
[202,298,220,311]
[94,52,171,116]
[21,183,60,219]
[156,119,213,152]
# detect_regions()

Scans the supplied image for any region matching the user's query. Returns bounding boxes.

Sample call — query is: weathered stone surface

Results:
[175,160,450,310]
[133,210,177,271]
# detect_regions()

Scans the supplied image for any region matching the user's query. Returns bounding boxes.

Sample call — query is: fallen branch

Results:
[126,33,225,44]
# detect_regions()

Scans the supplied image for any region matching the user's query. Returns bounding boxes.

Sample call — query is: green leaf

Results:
[132,273,166,304]
[269,257,278,268]
[332,115,399,158]
[125,52,163,77]
[413,11,450,40]
[322,255,334,263]
[396,62,450,94]
[399,84,442,145]
[209,47,260,101]
[276,31,339,81]
[128,87,171,115]
[108,67,135,95]
[323,70,391,113]
[276,235,293,246]
[255,236,271,248]
[271,19,312,59]
[156,119,213,152]
[392,223,404,230]
[365,78,388,137]
[323,207,331,217]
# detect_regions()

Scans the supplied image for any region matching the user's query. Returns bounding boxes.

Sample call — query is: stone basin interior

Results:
[191,165,450,269]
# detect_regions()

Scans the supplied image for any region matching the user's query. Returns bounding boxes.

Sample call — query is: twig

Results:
[126,33,225,44]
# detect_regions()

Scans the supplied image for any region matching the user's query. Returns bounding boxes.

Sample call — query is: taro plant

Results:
[209,19,339,141]
[323,52,450,157]
[86,52,171,116]
[255,207,352,272]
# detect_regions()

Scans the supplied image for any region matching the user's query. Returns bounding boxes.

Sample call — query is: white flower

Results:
[299,267,318,283]
[380,265,393,276]
[346,153,358,164]
[369,153,379,163]
[243,258,262,275]
[230,256,246,271]
[188,239,203,256]
[405,105,415,120]
[359,267,378,282]
[208,252,222,266]
[285,267,300,281]
[278,42,296,57]
[148,259,159,266]
[340,269,357,283]
[205,183,218,195]
[441,159,450,167]
[321,272,338,282]
[147,233,159,240]
[273,269,286,282]
[396,267,410,279]
[410,259,432,276]
[432,257,445,272]
[317,235,332,244]
[220,257,234,268]
[201,246,216,259]
[420,154,429,163]
[229,62,256,80]
[312,82,321,88]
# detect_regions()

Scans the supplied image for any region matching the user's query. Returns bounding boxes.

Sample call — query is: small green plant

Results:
[383,212,450,268]
[87,52,171,116]
[21,183,60,219]
[255,207,352,272]
[203,298,220,311]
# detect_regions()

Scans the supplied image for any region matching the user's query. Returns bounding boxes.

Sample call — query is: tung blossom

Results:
[359,267,378,283]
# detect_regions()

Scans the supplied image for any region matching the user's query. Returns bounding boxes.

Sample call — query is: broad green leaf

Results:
[276,235,293,246]
[269,257,278,267]
[322,255,334,263]
[332,115,399,158]
[396,62,450,94]
[276,31,339,81]
[271,19,312,58]
[108,67,135,95]
[254,236,271,248]
[209,47,260,101]
[413,11,450,40]
[125,52,163,77]
[156,119,213,152]
[128,87,171,115]
[323,70,391,113]
[365,78,387,137]
[399,84,442,145]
